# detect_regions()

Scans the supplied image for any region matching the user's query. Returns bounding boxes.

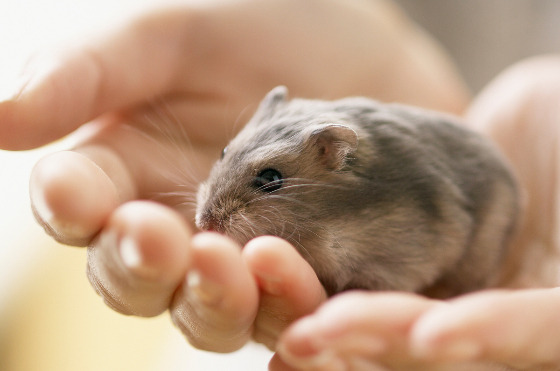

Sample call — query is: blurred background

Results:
[0,0,557,370]
[397,0,560,92]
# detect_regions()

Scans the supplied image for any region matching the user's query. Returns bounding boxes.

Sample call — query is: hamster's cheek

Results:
[196,182,209,203]
[193,185,210,228]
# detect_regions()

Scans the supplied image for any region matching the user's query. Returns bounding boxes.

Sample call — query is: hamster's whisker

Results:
[229,102,255,139]
[239,213,259,237]
[279,221,329,265]
[150,190,198,207]
[248,194,311,208]
[256,206,285,236]
[282,183,351,192]
[140,100,206,187]
[277,217,287,237]
[330,235,358,273]
[123,124,199,191]
[256,212,279,235]
[176,200,199,209]
[247,180,340,205]
[147,99,198,158]
[173,198,199,209]
[156,190,197,199]
[282,177,352,189]
[274,214,297,240]
[292,220,330,245]
[286,233,314,262]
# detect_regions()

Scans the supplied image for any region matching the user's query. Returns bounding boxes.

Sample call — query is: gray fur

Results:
[196,86,519,298]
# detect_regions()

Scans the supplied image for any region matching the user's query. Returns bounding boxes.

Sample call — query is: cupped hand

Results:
[273,289,560,371]
[0,0,468,355]
[274,56,560,370]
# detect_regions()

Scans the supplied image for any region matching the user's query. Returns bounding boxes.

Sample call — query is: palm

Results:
[274,57,560,371]
[467,59,560,289]
[0,0,476,365]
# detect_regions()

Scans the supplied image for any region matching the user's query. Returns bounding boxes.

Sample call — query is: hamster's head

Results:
[195,86,359,251]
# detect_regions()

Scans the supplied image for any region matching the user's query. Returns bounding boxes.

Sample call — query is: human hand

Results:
[273,289,560,371]
[0,0,468,355]
[272,56,560,370]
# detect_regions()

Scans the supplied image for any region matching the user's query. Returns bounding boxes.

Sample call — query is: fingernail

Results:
[30,184,55,227]
[118,236,160,279]
[0,72,32,103]
[348,357,389,371]
[187,270,224,306]
[331,334,386,356]
[277,318,347,371]
[278,343,347,371]
[413,338,481,361]
[30,185,92,243]
[304,350,347,371]
[438,339,481,360]
[0,52,50,103]
[256,273,283,296]
[4,55,60,102]
[120,236,143,269]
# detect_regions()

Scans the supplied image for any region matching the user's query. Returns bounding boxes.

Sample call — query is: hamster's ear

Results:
[250,86,288,123]
[307,124,358,171]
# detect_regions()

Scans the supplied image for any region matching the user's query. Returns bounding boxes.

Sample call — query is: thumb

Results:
[0,8,194,150]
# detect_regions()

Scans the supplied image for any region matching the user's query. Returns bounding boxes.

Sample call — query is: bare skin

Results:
[0,0,468,357]
[273,56,560,370]
[5,1,560,370]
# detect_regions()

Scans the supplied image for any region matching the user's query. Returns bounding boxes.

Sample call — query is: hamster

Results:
[195,86,519,298]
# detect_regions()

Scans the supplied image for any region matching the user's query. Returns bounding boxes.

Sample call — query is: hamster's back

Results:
[330,99,519,297]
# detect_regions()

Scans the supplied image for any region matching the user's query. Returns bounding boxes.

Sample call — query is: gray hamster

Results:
[195,86,519,298]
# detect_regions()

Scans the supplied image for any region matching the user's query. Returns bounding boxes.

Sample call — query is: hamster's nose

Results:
[195,211,223,233]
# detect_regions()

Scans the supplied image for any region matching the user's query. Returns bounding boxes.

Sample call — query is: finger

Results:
[411,289,560,369]
[0,7,195,150]
[87,200,192,317]
[270,351,390,371]
[170,232,259,353]
[242,236,327,350]
[276,291,438,370]
[466,56,560,288]
[268,353,299,371]
[29,107,217,247]
[30,147,135,246]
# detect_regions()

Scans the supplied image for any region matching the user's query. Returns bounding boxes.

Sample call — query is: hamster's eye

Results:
[221,147,228,160]
[254,168,283,192]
